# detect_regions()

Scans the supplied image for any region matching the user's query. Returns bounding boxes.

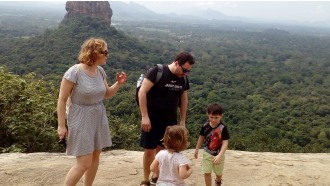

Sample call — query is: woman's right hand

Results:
[57,125,67,140]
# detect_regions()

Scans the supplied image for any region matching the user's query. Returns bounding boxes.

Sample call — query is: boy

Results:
[194,103,230,186]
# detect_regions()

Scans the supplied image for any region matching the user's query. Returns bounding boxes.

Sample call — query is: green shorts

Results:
[201,151,225,176]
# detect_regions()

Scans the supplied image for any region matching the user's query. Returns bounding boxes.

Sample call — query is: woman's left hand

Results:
[116,71,127,85]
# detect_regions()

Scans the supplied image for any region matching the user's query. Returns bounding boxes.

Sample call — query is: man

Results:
[138,51,195,186]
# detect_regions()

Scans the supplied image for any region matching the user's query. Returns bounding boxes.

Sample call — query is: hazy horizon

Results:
[133,1,330,25]
[1,1,330,27]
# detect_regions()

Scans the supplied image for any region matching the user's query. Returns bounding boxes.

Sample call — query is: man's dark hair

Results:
[207,103,224,115]
[174,51,195,66]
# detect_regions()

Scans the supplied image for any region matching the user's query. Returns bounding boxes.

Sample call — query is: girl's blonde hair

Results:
[163,125,190,152]
[78,37,108,66]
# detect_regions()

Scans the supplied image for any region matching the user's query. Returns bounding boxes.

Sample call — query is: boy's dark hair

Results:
[174,51,195,66]
[207,103,224,115]
[163,125,190,152]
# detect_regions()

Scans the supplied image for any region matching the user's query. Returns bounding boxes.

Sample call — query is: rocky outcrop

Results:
[60,1,112,27]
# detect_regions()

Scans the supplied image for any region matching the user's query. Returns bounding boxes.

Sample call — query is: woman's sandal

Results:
[140,180,150,186]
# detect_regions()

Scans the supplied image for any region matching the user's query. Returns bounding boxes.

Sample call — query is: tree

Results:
[0,67,59,152]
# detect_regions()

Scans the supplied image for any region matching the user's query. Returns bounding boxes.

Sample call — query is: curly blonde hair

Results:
[78,37,108,66]
[163,125,190,152]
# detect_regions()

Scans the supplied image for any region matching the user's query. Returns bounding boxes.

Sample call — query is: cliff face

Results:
[60,1,112,27]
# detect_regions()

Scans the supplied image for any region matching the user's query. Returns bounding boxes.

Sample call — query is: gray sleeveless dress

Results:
[64,64,112,156]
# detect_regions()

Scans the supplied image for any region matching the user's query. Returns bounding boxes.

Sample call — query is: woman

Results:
[57,37,127,186]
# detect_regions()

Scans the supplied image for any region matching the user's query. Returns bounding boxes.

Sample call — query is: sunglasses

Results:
[180,65,191,73]
[101,50,108,56]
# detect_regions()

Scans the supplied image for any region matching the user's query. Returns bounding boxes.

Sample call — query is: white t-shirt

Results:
[156,150,190,186]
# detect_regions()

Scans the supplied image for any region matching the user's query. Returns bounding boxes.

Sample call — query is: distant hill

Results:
[110,1,163,20]
[109,1,244,23]
[108,1,330,36]
[1,1,329,37]
[0,12,175,80]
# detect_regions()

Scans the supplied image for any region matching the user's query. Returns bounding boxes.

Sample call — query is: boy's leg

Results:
[204,173,212,186]
[214,155,225,185]
[202,151,214,186]
[215,175,222,186]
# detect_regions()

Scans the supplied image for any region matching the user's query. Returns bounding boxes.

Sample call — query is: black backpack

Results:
[136,64,163,106]
[135,64,187,107]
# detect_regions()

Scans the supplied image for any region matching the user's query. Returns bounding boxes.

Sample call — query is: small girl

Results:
[150,125,193,186]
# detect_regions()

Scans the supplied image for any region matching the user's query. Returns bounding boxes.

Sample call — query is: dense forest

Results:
[0,7,329,153]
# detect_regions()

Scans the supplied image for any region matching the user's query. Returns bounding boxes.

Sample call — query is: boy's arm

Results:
[178,164,193,179]
[213,140,229,164]
[194,135,205,159]
[219,139,229,156]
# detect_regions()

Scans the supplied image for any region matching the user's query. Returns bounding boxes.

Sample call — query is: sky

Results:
[131,1,330,24]
[2,1,330,25]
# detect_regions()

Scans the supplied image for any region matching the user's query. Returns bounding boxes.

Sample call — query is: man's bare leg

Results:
[142,148,156,185]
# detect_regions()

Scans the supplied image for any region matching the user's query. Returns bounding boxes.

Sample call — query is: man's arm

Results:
[138,78,154,132]
[179,90,188,127]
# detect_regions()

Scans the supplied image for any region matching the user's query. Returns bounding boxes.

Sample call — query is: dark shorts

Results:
[140,119,176,149]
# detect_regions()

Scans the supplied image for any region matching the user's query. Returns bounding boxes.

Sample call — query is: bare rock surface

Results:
[60,1,112,27]
[0,149,329,186]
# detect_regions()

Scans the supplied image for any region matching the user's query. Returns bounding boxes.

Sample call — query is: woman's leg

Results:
[64,153,94,186]
[83,150,102,186]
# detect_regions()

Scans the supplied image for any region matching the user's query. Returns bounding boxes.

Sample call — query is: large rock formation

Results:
[60,1,112,27]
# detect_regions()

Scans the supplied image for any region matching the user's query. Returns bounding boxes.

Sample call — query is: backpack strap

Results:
[155,64,163,84]
[183,75,187,88]
[155,64,186,87]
